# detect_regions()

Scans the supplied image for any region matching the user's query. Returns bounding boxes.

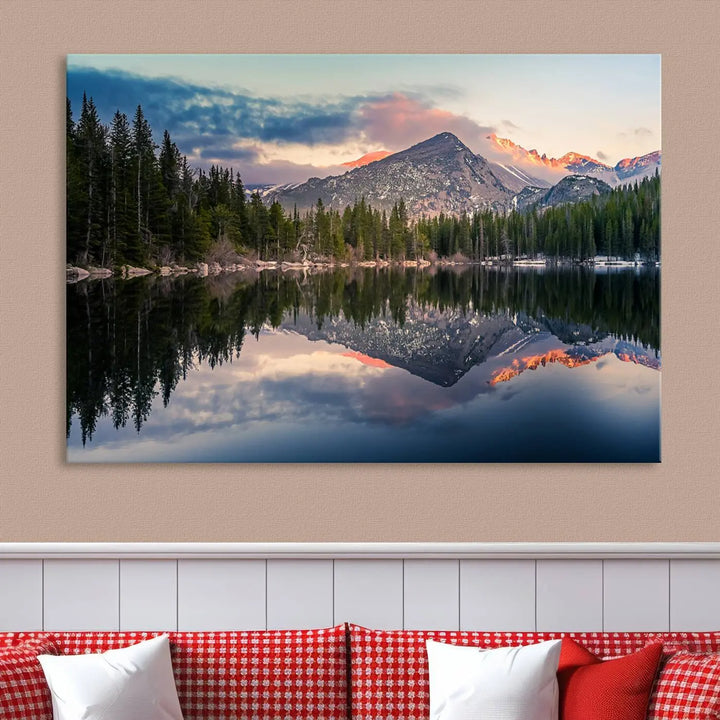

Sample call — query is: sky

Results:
[67,54,661,185]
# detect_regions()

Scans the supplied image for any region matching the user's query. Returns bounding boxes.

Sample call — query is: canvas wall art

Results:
[65,54,661,462]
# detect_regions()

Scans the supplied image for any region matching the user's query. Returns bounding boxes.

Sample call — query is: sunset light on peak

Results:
[341,150,392,168]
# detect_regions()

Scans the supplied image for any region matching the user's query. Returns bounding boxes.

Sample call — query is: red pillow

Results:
[647,652,720,720]
[0,635,59,720]
[558,637,663,720]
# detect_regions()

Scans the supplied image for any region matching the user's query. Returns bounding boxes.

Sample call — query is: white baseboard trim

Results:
[1,542,719,559]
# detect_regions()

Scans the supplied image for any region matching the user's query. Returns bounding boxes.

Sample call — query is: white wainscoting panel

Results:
[603,560,669,632]
[0,560,43,631]
[0,546,718,633]
[536,560,603,631]
[403,560,459,630]
[670,559,720,631]
[119,560,177,631]
[266,559,333,629]
[334,559,403,629]
[460,559,536,631]
[177,559,265,631]
[44,560,119,631]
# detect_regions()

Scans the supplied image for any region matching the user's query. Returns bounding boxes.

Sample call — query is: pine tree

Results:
[132,104,159,259]
[108,110,135,264]
[75,94,108,264]
[66,99,85,262]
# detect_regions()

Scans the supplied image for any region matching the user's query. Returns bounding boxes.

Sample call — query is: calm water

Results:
[67,266,660,462]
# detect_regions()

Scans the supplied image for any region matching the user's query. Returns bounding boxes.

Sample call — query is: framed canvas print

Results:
[65,53,661,463]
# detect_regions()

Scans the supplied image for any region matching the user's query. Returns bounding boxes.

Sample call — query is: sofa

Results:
[1,624,718,719]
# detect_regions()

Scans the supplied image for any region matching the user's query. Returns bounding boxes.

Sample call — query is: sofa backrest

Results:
[347,625,720,720]
[1,626,349,720]
[3,625,719,720]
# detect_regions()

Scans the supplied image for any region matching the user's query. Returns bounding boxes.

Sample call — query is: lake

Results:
[67,265,660,462]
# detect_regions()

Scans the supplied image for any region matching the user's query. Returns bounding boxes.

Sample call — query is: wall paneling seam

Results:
[601,560,604,632]
[41,559,45,632]
[533,560,538,632]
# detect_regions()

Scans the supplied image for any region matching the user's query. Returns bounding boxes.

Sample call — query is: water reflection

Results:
[67,266,660,462]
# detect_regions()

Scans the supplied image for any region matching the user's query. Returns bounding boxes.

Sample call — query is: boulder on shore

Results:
[196,262,209,277]
[87,266,113,277]
[121,265,153,277]
[66,266,90,281]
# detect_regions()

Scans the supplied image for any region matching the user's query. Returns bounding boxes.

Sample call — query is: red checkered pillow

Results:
[647,633,720,655]
[25,627,349,720]
[0,635,59,720]
[348,625,648,720]
[647,652,720,719]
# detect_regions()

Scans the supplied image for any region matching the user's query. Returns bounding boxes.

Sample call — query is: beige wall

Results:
[1,1,718,542]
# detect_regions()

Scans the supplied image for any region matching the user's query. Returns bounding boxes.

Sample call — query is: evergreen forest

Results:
[67,96,660,268]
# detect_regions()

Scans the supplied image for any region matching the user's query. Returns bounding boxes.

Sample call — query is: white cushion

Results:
[38,634,184,720]
[426,638,562,720]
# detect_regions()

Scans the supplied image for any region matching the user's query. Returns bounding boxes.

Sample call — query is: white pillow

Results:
[426,638,562,720]
[38,634,184,720]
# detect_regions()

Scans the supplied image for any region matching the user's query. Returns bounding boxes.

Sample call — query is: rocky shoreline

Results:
[66,255,659,282]
[66,258,439,282]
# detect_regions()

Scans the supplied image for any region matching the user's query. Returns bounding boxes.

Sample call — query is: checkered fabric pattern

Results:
[1,627,348,720]
[647,633,720,655]
[348,625,653,720]
[647,652,720,720]
[0,635,58,720]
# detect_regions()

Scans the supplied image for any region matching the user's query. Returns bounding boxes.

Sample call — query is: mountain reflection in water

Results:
[67,265,660,462]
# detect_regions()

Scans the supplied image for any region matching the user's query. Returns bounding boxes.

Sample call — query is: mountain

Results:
[266,132,515,216]
[341,150,391,168]
[557,151,611,174]
[614,151,662,181]
[537,175,612,208]
[488,134,581,172]
[279,304,658,388]
[486,162,551,193]
[512,185,547,211]
[264,131,657,218]
[282,304,526,387]
[487,133,661,186]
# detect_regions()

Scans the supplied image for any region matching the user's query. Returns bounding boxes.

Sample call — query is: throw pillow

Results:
[38,633,183,720]
[0,635,59,720]
[647,651,720,720]
[558,637,663,720]
[426,638,562,720]
[646,632,720,655]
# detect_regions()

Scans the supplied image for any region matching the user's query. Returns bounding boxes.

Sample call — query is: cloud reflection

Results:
[68,324,661,464]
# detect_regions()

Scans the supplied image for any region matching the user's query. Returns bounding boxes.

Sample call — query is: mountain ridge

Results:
[265,132,515,217]
[487,133,661,185]
[264,131,660,218]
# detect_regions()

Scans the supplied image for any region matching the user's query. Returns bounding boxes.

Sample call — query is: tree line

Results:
[67,95,660,267]
[416,173,660,262]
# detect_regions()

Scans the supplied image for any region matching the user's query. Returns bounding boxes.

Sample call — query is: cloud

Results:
[259,111,355,145]
[596,150,608,160]
[618,127,654,140]
[502,119,520,129]
[357,92,495,151]
[67,68,499,182]
[67,67,362,152]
